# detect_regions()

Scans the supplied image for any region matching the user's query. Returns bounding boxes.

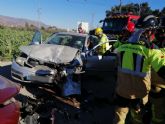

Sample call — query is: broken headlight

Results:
[15,57,26,66]
[15,52,28,66]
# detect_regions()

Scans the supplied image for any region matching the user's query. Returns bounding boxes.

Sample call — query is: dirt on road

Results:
[0,62,117,124]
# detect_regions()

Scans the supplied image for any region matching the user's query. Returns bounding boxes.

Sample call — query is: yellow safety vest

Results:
[116,43,165,99]
[98,34,109,55]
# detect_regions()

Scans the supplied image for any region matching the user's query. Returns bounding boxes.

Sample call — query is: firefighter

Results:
[94,27,110,55]
[149,17,165,124]
[129,16,165,124]
[113,15,165,124]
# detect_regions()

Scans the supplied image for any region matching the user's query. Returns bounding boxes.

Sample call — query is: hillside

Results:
[0,15,50,28]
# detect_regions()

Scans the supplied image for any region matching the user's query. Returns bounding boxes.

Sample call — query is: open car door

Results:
[29,30,42,45]
[84,40,117,73]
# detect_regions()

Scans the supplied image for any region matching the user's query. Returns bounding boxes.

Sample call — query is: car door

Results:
[29,30,42,45]
[85,40,117,73]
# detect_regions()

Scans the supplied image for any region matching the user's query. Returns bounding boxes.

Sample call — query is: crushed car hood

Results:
[20,44,79,64]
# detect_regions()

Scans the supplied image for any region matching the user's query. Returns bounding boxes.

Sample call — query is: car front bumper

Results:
[11,60,54,83]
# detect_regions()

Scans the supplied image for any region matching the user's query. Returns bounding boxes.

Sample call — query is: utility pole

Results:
[37,8,42,29]
[36,0,42,29]
[35,0,42,43]
[138,3,141,16]
[91,13,95,29]
[119,0,122,13]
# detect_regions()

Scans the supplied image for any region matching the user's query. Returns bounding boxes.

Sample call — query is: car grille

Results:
[12,73,23,81]
[11,68,29,81]
[11,68,24,81]
[11,68,23,75]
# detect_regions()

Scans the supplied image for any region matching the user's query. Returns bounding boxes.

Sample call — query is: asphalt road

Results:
[0,62,117,124]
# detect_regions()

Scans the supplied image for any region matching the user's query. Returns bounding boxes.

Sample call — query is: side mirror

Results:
[127,22,135,33]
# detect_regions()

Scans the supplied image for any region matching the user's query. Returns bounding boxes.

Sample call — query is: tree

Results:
[41,26,45,30]
[161,7,165,16]
[106,2,157,16]
[152,9,160,17]
[140,2,152,15]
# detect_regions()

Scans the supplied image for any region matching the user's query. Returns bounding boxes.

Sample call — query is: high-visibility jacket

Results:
[160,48,165,55]
[98,34,109,55]
[113,40,123,49]
[116,43,165,99]
[150,48,165,124]
[152,70,165,89]
[151,48,165,88]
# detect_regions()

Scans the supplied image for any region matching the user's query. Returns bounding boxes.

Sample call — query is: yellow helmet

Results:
[95,27,103,36]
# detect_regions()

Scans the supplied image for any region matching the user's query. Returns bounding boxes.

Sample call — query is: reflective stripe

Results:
[133,53,137,71]
[136,55,144,73]
[119,51,125,68]
[118,67,150,77]
[118,52,147,77]
[140,56,144,72]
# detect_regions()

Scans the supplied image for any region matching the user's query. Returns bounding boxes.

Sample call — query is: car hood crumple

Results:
[20,44,79,64]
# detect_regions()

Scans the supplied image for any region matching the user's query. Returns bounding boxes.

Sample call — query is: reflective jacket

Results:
[98,34,109,55]
[151,47,165,89]
[113,41,123,49]
[116,43,165,99]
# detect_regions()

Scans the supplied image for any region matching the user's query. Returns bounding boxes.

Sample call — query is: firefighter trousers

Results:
[113,94,148,124]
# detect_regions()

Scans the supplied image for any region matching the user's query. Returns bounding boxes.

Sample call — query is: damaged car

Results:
[11,31,117,96]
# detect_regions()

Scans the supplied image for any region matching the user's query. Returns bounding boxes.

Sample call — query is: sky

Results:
[0,0,165,30]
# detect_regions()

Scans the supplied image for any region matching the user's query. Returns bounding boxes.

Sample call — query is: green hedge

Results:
[0,27,50,61]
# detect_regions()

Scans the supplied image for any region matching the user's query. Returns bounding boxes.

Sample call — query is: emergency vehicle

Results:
[90,13,140,40]
[102,12,140,35]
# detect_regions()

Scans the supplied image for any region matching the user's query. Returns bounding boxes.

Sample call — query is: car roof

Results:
[55,32,89,37]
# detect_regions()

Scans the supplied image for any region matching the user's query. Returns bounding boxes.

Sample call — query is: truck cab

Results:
[102,13,140,39]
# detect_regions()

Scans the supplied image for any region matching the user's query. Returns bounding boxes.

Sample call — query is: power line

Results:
[36,0,42,29]
[91,13,95,29]
[37,8,42,29]
[119,0,122,13]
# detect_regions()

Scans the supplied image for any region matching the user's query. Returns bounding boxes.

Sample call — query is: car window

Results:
[130,19,137,24]
[91,36,99,46]
[103,18,128,31]
[46,33,86,49]
[83,36,99,52]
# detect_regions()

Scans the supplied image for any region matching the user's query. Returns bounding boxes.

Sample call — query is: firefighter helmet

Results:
[95,27,103,36]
